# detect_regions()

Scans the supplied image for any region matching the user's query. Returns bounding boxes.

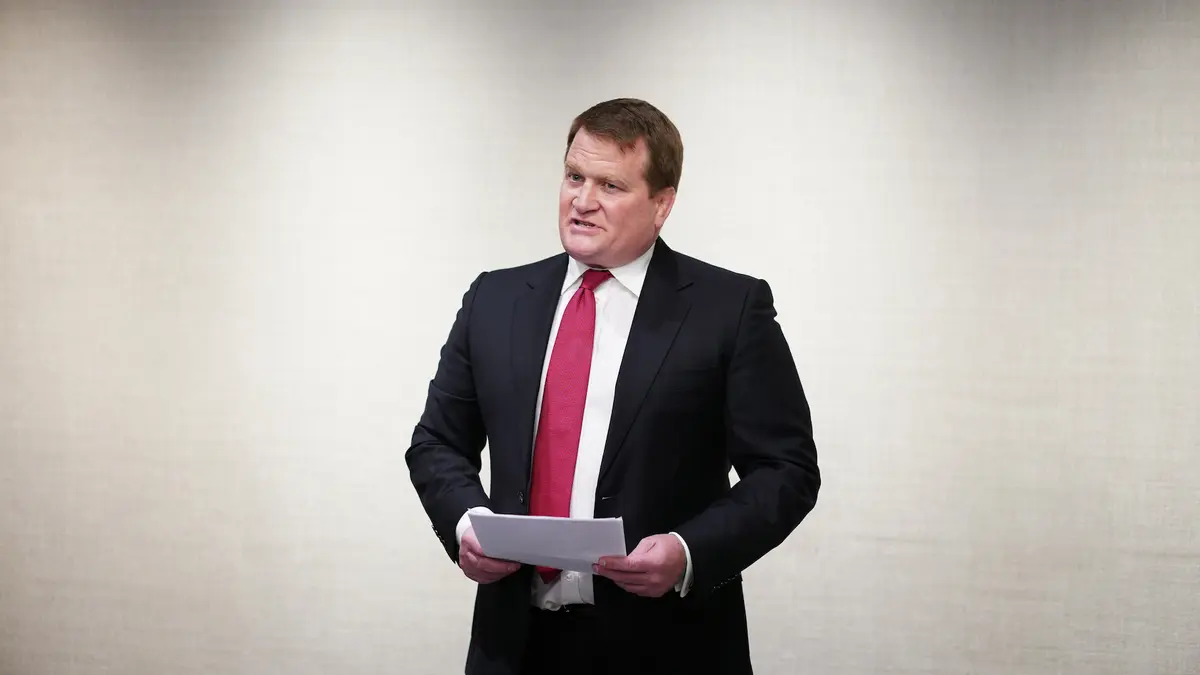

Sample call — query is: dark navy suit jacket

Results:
[406,239,820,675]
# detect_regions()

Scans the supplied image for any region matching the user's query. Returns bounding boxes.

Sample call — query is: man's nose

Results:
[573,183,599,211]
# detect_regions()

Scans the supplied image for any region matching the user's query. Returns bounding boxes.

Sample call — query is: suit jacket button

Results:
[518,491,525,504]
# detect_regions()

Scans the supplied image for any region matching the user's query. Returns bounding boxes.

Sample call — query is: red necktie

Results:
[528,269,612,583]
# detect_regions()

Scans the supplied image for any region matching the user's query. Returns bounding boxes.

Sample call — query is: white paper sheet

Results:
[467,512,627,573]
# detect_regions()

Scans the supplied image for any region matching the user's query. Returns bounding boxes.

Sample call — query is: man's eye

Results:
[567,173,583,182]
[605,182,620,191]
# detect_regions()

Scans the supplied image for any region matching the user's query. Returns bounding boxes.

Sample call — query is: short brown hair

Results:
[566,98,684,194]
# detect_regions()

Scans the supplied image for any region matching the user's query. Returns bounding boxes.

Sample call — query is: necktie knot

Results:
[581,269,612,292]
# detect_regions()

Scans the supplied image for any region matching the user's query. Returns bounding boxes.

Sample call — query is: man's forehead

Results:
[570,129,646,154]
[566,134,647,170]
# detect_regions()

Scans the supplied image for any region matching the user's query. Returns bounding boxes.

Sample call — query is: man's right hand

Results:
[458,528,520,584]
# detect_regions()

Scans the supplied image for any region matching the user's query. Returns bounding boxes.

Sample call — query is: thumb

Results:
[630,536,657,557]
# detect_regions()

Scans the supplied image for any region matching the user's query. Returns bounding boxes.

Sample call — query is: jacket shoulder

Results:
[481,252,565,285]
[461,252,566,301]
[671,249,762,293]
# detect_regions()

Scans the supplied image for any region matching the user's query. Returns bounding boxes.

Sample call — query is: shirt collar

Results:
[561,240,656,298]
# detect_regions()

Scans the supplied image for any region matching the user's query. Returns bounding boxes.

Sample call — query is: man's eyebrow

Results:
[562,165,624,186]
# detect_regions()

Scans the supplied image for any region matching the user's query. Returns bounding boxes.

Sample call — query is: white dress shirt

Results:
[456,242,694,609]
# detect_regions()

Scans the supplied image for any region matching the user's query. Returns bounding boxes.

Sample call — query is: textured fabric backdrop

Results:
[1,1,1196,673]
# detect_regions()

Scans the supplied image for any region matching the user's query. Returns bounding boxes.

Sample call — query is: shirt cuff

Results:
[668,531,694,597]
[456,506,494,549]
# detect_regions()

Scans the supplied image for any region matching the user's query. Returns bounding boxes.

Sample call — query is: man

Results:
[406,98,820,675]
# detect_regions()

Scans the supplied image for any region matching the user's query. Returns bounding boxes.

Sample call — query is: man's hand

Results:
[459,528,520,584]
[593,534,685,598]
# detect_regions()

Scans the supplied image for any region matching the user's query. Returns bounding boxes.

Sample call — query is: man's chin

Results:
[560,233,606,265]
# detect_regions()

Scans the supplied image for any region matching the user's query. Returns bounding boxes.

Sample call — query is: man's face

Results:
[558,129,675,269]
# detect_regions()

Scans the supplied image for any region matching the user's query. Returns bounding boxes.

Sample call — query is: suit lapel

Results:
[511,254,568,490]
[598,241,692,487]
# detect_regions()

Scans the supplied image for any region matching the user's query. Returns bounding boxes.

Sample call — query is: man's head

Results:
[558,98,683,269]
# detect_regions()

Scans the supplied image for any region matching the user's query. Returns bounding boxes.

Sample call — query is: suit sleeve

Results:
[404,272,492,564]
[673,278,820,595]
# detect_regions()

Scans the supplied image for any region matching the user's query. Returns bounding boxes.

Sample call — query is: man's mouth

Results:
[571,219,598,229]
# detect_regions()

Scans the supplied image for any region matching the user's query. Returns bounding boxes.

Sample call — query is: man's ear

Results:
[653,187,677,230]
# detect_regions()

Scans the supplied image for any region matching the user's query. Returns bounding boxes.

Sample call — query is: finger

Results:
[597,556,643,573]
[462,560,512,585]
[462,548,509,572]
[473,555,517,575]
[460,555,483,582]
[472,570,504,584]
[461,535,485,557]
[593,563,638,579]
[595,564,673,595]
[461,534,511,565]
[619,580,650,592]
[593,565,650,585]
[460,549,485,576]
[629,538,656,556]
[614,580,660,597]
[634,585,668,598]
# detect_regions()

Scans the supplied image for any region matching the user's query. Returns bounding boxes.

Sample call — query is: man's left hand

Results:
[593,534,685,598]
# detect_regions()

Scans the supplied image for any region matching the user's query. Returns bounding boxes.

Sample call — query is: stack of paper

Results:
[468,512,627,573]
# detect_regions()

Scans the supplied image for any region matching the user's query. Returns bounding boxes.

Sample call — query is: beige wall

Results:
[1,1,1197,673]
